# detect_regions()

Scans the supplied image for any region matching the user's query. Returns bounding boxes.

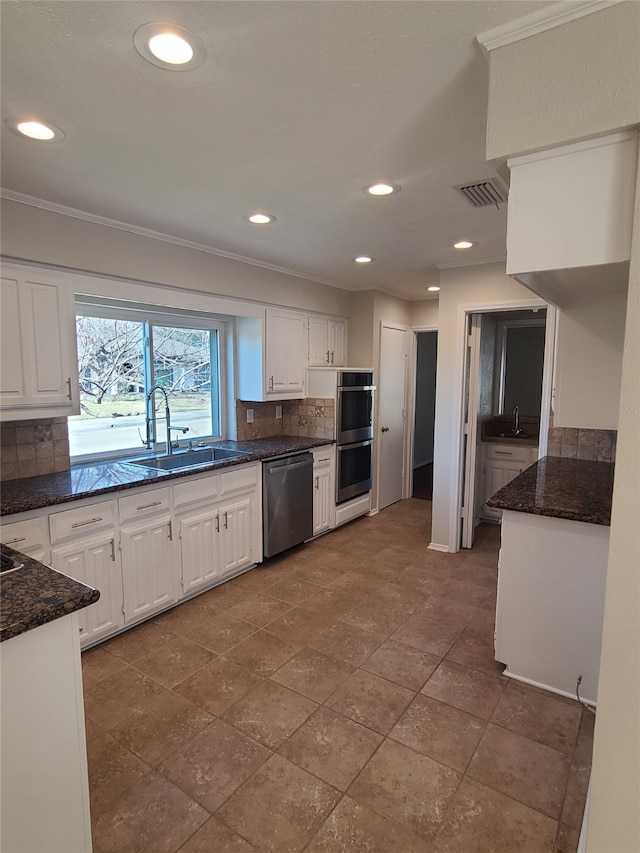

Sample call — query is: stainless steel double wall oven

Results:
[335,370,374,504]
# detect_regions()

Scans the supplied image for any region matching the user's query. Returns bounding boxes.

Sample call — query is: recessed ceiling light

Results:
[454,240,476,249]
[134,23,205,71]
[354,256,374,264]
[365,182,400,196]
[5,118,64,142]
[247,213,276,224]
[427,286,440,292]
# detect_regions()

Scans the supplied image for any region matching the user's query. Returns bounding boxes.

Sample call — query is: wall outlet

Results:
[275,405,283,419]
[246,408,254,424]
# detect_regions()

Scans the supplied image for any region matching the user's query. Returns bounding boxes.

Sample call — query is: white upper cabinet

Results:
[506,130,638,307]
[308,315,347,367]
[236,308,307,401]
[0,262,80,421]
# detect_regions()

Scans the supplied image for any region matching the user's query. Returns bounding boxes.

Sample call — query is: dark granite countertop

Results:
[1,544,100,642]
[487,456,614,526]
[0,436,334,517]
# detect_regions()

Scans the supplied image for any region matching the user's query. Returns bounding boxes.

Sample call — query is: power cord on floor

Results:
[576,675,597,715]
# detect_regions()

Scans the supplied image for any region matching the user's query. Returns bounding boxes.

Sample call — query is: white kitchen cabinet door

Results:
[308,316,347,367]
[265,308,306,395]
[218,493,254,576]
[312,449,335,535]
[0,515,50,564]
[120,515,177,623]
[0,263,80,421]
[481,444,537,521]
[50,533,124,647]
[178,506,223,594]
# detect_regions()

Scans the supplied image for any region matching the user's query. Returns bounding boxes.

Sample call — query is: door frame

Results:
[447,298,556,553]
[407,324,438,498]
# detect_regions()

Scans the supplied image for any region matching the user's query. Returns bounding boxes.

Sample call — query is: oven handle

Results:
[338,385,376,392]
[337,438,374,450]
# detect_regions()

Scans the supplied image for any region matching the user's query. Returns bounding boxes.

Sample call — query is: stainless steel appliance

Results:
[263,452,313,558]
[336,371,375,444]
[336,438,373,503]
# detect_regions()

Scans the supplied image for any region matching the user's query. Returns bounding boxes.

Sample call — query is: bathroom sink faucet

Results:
[511,405,521,436]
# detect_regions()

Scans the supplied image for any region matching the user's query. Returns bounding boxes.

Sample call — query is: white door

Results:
[461,315,482,549]
[378,324,409,510]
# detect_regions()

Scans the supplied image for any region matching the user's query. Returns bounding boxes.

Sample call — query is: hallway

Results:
[82,499,591,852]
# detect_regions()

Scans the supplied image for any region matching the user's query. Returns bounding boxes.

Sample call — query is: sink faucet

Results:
[511,405,521,436]
[146,384,175,455]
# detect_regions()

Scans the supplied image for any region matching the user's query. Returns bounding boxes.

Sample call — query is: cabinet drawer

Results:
[119,486,171,523]
[173,472,220,509]
[220,463,259,496]
[0,516,49,552]
[484,444,533,464]
[50,500,116,544]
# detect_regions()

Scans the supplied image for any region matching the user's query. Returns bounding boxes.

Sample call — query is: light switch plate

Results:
[246,408,254,423]
[275,405,283,419]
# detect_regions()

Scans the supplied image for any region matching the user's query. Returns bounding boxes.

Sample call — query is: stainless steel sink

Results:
[127,447,250,472]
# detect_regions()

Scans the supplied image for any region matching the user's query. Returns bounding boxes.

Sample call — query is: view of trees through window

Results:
[68,312,221,458]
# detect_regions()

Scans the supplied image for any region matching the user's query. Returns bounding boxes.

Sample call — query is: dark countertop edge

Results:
[487,456,614,527]
[1,544,100,643]
[0,436,335,517]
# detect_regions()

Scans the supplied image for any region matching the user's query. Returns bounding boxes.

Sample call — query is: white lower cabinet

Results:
[179,506,223,593]
[0,516,50,563]
[120,515,177,624]
[481,443,538,521]
[218,493,254,575]
[312,446,335,536]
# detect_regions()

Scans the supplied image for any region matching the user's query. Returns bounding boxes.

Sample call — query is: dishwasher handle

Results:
[267,458,311,473]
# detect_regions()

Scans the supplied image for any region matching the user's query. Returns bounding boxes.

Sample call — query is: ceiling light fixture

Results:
[247,213,276,224]
[354,256,374,264]
[365,182,400,196]
[454,240,476,249]
[134,23,205,71]
[427,286,440,292]
[5,118,64,142]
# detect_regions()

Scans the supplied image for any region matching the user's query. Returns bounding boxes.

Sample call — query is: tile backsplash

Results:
[547,411,616,463]
[235,399,335,442]
[1,417,71,481]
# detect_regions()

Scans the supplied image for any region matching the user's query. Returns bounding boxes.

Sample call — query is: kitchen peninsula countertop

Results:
[1,544,100,642]
[0,436,333,517]
[487,455,614,526]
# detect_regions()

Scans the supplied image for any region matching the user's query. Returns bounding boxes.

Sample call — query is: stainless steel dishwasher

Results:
[263,452,313,558]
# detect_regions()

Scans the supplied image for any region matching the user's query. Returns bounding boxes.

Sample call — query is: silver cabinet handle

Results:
[3,536,26,545]
[269,376,274,391]
[167,520,173,541]
[110,538,116,561]
[71,516,103,528]
[136,500,162,510]
[494,451,513,456]
[315,476,319,490]
[215,515,220,533]
[326,351,330,363]
[223,511,228,530]
[66,377,73,401]
[330,351,334,364]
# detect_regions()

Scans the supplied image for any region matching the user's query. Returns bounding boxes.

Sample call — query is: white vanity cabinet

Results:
[236,308,307,401]
[481,443,538,521]
[118,486,178,625]
[0,262,80,421]
[308,315,347,367]
[312,445,335,536]
[49,499,124,647]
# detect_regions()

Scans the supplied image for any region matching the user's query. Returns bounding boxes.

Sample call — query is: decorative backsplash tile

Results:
[235,399,334,442]
[547,413,616,463]
[1,417,71,481]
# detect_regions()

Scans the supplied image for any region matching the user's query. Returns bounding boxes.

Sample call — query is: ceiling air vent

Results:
[455,177,508,208]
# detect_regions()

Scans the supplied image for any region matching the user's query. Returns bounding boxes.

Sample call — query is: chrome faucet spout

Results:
[146,384,174,454]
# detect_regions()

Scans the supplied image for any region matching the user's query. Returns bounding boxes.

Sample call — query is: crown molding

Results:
[0,188,347,292]
[476,0,624,58]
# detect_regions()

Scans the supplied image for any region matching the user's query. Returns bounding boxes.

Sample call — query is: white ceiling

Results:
[0,0,553,300]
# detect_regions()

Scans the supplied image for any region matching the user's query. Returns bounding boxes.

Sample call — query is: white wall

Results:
[347,291,376,367]
[486,2,640,160]
[411,299,439,329]
[0,199,352,317]
[430,262,539,551]
[554,291,627,430]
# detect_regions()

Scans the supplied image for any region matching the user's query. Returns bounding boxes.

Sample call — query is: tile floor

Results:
[82,499,593,853]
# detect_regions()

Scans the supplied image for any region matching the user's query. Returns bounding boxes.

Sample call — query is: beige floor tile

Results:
[225,593,293,627]
[132,634,216,688]
[81,647,128,689]
[438,576,492,608]
[279,707,382,790]
[348,739,460,840]
[391,595,476,657]
[198,580,247,609]
[271,647,354,702]
[221,679,318,749]
[433,777,558,853]
[390,693,485,772]
[361,639,440,691]
[92,772,208,853]
[174,657,263,716]
[308,621,384,666]
[228,566,279,594]
[554,822,581,853]
[109,691,213,766]
[445,615,506,676]
[298,586,362,618]
[421,659,506,719]
[468,723,571,819]
[267,606,336,644]
[87,732,151,819]
[224,628,303,676]
[100,621,178,663]
[178,816,259,852]
[158,717,270,813]
[560,761,591,830]
[152,596,219,635]
[450,561,497,589]
[340,592,418,637]
[84,666,168,730]
[291,560,347,587]
[264,577,320,605]
[492,680,582,754]
[184,612,257,654]
[326,669,414,734]
[305,795,426,853]
[217,753,340,853]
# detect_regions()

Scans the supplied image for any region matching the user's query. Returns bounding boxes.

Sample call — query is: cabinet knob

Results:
[381,426,390,433]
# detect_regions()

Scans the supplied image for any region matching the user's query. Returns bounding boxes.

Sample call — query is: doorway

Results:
[413,331,437,500]
[378,324,409,511]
